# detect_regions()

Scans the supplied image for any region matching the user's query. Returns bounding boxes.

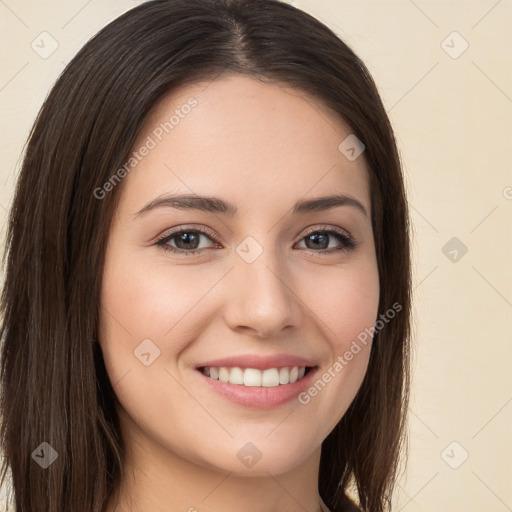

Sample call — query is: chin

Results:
[189,433,319,477]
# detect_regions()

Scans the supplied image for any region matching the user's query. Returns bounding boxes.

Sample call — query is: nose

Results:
[223,247,303,340]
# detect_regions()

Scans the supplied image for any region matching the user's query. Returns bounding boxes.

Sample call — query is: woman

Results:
[0,1,411,511]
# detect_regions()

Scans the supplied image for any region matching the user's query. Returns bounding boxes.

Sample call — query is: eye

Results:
[295,225,357,254]
[155,226,220,256]
[155,225,357,256]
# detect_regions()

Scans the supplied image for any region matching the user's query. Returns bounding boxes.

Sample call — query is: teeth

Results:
[244,368,262,387]
[229,367,244,385]
[202,366,308,387]
[218,367,230,382]
[261,368,279,387]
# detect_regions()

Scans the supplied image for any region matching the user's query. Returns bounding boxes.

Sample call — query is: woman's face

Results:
[98,75,379,477]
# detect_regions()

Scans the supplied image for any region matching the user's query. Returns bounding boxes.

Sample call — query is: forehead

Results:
[118,75,371,216]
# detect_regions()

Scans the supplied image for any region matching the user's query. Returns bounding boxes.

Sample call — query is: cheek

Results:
[295,258,379,427]
[99,245,211,348]
[97,248,213,446]
[97,245,231,402]
[308,257,380,353]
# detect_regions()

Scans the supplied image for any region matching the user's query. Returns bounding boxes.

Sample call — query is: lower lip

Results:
[196,368,318,408]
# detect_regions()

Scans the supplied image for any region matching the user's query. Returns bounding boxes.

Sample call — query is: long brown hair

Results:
[0,1,411,510]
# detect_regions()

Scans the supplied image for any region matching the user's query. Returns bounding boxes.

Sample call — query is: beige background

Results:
[1,0,511,510]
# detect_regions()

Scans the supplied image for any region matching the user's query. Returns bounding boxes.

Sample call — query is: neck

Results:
[107,412,324,512]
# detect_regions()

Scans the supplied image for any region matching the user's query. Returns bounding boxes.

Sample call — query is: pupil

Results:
[307,233,328,250]
[177,232,198,250]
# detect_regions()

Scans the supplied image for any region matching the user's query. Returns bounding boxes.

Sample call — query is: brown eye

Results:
[156,227,219,255]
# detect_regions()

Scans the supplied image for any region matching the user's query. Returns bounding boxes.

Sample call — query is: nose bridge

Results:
[224,235,301,338]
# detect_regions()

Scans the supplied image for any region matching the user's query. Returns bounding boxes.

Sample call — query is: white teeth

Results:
[228,367,244,385]
[261,368,280,387]
[244,368,262,387]
[218,367,230,382]
[202,366,308,387]
[279,367,289,384]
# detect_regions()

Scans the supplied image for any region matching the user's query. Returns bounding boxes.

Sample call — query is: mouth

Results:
[194,354,319,408]
[198,365,314,387]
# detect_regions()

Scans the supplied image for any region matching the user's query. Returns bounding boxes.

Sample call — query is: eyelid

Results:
[155,224,220,244]
[156,224,352,243]
[298,224,352,242]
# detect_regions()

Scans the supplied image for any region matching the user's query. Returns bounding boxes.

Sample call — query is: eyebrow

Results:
[134,193,368,219]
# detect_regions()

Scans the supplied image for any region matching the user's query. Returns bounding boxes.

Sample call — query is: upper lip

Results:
[196,354,317,371]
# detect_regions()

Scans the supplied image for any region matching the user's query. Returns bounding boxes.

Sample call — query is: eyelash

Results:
[155,225,357,256]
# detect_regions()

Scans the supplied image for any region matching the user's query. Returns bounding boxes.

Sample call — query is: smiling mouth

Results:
[198,366,314,387]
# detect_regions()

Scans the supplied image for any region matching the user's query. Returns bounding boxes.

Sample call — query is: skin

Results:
[99,74,380,512]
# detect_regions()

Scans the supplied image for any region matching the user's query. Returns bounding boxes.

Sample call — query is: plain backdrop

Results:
[0,1,511,511]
